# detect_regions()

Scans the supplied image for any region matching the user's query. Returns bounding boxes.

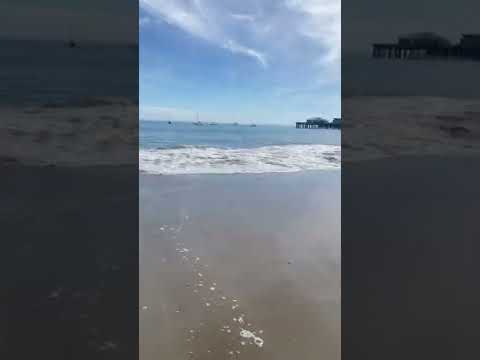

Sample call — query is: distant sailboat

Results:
[193,112,203,126]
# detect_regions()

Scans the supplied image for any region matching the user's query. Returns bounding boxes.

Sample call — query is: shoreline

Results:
[140,170,340,360]
[139,167,340,177]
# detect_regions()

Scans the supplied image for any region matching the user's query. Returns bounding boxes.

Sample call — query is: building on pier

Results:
[296,117,341,129]
[372,33,480,60]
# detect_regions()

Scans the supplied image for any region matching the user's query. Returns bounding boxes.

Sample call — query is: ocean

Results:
[140,121,341,175]
[0,39,137,106]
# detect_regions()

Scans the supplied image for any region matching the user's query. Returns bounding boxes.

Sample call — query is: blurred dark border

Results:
[2,1,139,359]
[343,1,480,358]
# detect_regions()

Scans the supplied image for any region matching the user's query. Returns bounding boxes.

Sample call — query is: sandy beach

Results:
[140,170,341,360]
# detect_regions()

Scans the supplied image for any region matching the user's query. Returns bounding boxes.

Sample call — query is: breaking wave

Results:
[140,144,341,175]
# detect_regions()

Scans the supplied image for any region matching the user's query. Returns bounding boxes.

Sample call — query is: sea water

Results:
[140,121,341,175]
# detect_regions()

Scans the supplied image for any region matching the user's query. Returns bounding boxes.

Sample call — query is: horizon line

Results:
[140,119,293,127]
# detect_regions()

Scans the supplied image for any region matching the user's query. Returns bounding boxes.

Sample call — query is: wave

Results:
[140,144,341,175]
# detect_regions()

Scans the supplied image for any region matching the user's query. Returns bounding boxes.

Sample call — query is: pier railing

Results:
[296,122,340,129]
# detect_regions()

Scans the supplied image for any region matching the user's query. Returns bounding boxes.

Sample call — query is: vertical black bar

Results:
[343,1,480,358]
[2,1,139,359]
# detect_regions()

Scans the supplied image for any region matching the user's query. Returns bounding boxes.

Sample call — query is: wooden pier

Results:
[372,33,480,60]
[296,117,341,129]
[373,43,453,59]
[372,44,432,59]
[296,122,339,129]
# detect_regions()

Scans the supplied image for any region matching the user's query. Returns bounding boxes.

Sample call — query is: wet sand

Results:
[140,171,341,360]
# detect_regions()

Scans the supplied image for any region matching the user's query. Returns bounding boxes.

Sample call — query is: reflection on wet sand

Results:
[140,172,340,360]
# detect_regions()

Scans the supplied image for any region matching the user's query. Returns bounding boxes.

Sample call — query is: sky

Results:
[140,0,341,124]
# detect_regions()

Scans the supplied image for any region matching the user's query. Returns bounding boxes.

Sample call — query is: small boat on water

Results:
[250,124,257,127]
[233,122,239,126]
[67,40,77,48]
[193,112,205,126]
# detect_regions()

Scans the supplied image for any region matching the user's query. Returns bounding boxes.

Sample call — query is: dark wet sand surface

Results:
[140,171,340,360]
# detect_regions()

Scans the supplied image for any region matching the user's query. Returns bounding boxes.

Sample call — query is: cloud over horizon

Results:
[140,0,341,124]
[140,0,340,75]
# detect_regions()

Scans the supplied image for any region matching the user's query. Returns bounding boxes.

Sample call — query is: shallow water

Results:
[140,121,340,174]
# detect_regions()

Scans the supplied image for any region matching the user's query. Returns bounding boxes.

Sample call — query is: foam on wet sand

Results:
[140,171,340,360]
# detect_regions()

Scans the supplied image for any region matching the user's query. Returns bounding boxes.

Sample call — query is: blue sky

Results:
[140,0,340,125]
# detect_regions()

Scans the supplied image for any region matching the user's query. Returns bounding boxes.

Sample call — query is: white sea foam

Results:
[140,144,341,175]
[240,329,264,348]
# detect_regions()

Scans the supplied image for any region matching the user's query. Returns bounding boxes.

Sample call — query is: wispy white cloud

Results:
[141,0,211,39]
[140,0,268,67]
[283,0,341,83]
[223,39,267,67]
[286,0,341,61]
[140,0,340,79]
[230,13,256,22]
